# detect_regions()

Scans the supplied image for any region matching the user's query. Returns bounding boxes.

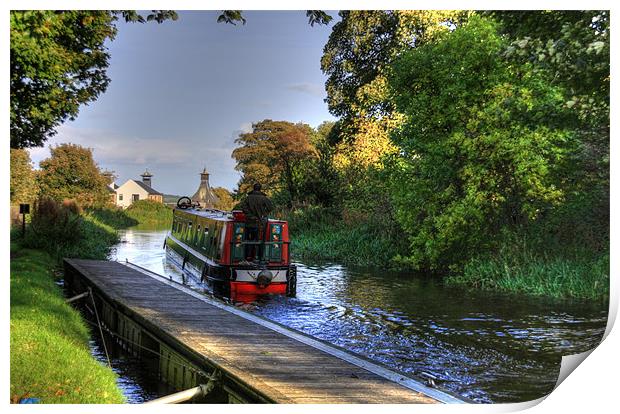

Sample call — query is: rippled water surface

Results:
[110,228,608,403]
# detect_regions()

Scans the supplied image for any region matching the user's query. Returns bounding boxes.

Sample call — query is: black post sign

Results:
[19,203,30,237]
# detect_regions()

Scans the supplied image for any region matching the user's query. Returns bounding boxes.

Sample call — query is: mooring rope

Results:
[88,287,112,368]
[80,316,210,379]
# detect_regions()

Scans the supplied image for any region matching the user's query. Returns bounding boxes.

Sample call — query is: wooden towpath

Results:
[64,258,465,404]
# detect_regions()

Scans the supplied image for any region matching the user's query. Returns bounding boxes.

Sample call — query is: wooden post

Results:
[19,203,30,237]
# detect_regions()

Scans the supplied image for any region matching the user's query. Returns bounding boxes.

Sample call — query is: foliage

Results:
[11,11,115,148]
[10,148,38,203]
[124,199,173,227]
[283,206,408,267]
[491,10,610,221]
[38,143,111,207]
[213,187,235,211]
[85,208,139,230]
[322,10,468,121]
[306,11,333,27]
[232,120,317,206]
[289,121,343,208]
[320,11,470,218]
[387,16,573,271]
[446,239,609,300]
[22,198,119,261]
[10,244,125,403]
[24,198,81,258]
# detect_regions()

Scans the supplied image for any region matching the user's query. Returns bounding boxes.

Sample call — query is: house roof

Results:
[133,180,163,195]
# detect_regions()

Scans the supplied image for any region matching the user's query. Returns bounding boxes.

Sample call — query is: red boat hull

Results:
[230,281,287,302]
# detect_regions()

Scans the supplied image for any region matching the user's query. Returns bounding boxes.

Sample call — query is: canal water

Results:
[107,228,607,403]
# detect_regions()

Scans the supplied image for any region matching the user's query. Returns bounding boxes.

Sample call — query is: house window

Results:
[118,194,123,201]
[132,194,139,202]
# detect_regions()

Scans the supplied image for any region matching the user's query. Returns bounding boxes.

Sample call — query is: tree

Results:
[10,149,38,203]
[320,11,470,214]
[232,120,317,207]
[490,10,610,227]
[322,10,469,123]
[290,121,343,208]
[10,11,181,149]
[38,143,111,207]
[387,16,573,270]
[10,10,332,149]
[212,187,235,211]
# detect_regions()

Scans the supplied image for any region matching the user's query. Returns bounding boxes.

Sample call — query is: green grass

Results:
[292,223,403,267]
[85,208,138,230]
[445,247,609,300]
[10,244,125,403]
[124,200,172,228]
[87,200,172,230]
[282,206,407,267]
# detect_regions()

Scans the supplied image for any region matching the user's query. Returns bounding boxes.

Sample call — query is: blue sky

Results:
[28,11,338,195]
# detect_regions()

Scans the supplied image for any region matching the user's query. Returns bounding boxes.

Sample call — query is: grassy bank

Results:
[285,206,609,300]
[10,243,125,403]
[11,199,127,403]
[23,212,120,262]
[445,246,609,301]
[87,200,172,230]
[283,206,408,267]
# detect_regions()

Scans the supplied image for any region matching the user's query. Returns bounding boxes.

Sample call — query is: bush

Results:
[282,205,409,267]
[23,198,81,257]
[21,198,119,261]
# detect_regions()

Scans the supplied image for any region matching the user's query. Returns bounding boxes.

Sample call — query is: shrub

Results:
[24,198,81,256]
[21,198,119,261]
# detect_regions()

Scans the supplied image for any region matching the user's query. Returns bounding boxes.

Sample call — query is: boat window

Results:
[217,223,225,260]
[202,224,209,250]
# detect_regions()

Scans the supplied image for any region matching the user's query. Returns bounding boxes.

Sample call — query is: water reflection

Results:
[110,229,607,403]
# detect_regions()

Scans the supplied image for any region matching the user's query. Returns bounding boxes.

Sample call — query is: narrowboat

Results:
[164,198,297,302]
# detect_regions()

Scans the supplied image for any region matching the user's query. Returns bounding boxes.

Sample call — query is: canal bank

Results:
[9,243,125,403]
[10,201,173,404]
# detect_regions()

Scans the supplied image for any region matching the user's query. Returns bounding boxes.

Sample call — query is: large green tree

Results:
[320,11,470,215]
[38,143,111,207]
[387,16,574,271]
[491,10,610,225]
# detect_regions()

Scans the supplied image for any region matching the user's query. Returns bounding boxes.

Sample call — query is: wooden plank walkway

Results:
[64,258,465,404]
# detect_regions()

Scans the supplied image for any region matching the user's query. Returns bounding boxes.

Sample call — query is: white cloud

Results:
[26,124,244,192]
[29,125,194,168]
[285,82,325,97]
[239,122,253,134]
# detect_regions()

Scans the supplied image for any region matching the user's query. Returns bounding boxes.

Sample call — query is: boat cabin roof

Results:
[173,208,284,223]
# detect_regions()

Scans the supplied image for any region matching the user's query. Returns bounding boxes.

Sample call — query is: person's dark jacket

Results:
[238,190,273,227]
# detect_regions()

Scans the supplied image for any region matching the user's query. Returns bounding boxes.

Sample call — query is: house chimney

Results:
[141,169,153,187]
[102,170,116,186]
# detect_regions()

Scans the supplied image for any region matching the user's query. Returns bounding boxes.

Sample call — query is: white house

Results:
[114,169,163,208]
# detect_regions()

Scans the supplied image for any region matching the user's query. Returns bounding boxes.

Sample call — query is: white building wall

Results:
[115,180,149,208]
